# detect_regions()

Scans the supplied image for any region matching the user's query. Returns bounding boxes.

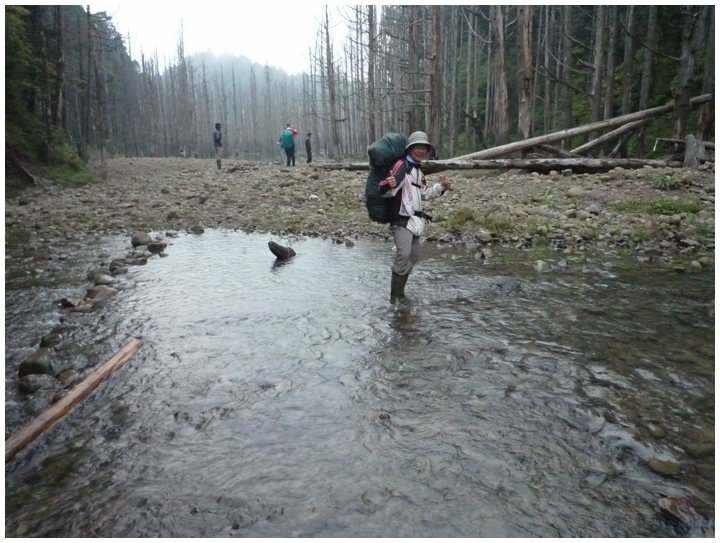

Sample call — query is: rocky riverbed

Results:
[6,157,716,264]
[5,157,716,436]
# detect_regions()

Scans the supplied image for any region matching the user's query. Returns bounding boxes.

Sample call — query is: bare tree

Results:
[517,5,533,149]
[429,6,443,157]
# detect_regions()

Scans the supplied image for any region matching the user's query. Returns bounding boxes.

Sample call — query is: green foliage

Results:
[610,198,703,215]
[652,175,678,191]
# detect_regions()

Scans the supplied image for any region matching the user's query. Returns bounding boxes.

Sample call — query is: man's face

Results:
[408,144,430,162]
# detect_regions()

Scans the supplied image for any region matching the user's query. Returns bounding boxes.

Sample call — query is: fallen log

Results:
[5,338,143,464]
[449,94,712,161]
[571,119,653,155]
[317,158,672,175]
[535,144,583,158]
[268,241,296,260]
[653,138,715,151]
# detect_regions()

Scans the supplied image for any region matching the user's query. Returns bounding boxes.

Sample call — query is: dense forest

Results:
[5,5,715,179]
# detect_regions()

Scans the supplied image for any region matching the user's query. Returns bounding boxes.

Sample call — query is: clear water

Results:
[5,231,714,537]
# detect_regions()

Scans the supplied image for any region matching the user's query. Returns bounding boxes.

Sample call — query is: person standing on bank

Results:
[379,131,453,305]
[278,123,298,166]
[305,132,313,164]
[213,123,223,169]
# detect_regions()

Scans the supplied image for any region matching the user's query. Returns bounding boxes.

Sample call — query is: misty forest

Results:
[4,5,716,181]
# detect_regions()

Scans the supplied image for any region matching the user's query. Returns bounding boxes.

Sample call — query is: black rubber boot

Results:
[397,272,409,299]
[390,272,407,305]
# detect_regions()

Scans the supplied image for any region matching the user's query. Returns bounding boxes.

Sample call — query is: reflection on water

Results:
[5,231,714,537]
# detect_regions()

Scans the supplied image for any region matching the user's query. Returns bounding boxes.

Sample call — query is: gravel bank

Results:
[6,157,715,269]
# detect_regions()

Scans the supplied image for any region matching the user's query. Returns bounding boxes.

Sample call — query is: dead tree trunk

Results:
[517,5,533,152]
[683,134,707,167]
[428,6,443,157]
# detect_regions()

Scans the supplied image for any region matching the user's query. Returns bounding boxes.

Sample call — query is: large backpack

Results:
[280,129,294,149]
[365,133,407,223]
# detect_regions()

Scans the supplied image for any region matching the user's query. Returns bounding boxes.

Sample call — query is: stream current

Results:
[5,231,715,537]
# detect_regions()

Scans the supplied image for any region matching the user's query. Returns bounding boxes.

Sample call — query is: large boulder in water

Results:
[131,232,152,247]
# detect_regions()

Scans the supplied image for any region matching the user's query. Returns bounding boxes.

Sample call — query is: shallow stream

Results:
[5,231,715,537]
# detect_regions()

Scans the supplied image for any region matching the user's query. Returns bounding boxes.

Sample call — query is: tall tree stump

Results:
[683,135,707,167]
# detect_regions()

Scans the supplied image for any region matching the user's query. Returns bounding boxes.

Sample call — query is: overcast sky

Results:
[93,4,345,74]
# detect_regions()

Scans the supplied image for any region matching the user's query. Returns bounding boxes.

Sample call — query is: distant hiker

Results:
[379,131,453,305]
[213,123,223,169]
[305,133,313,164]
[278,123,298,166]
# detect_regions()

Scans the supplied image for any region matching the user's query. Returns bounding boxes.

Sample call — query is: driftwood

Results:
[449,94,712,161]
[5,338,143,464]
[317,158,671,175]
[268,241,296,260]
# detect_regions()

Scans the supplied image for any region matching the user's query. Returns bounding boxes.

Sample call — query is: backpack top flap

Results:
[368,133,407,173]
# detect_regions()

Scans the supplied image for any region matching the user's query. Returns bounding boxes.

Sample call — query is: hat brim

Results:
[405,142,432,151]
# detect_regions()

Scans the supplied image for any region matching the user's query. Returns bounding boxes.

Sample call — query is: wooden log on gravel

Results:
[5,338,143,464]
[268,241,296,260]
[317,158,671,175]
[448,94,712,161]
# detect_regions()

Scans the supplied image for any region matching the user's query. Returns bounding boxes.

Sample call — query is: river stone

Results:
[25,395,52,415]
[39,332,63,349]
[18,348,57,377]
[131,232,152,247]
[588,204,602,215]
[57,368,80,387]
[680,239,700,247]
[94,273,114,286]
[147,242,167,254]
[533,260,549,273]
[86,267,111,282]
[18,373,58,394]
[476,229,493,243]
[189,224,205,235]
[576,210,591,220]
[111,266,129,276]
[648,458,682,477]
[109,259,127,272]
[567,187,584,198]
[682,443,714,459]
[85,285,118,302]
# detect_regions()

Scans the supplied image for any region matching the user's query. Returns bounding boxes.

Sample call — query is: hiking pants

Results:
[284,147,296,166]
[306,149,312,163]
[390,225,420,276]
